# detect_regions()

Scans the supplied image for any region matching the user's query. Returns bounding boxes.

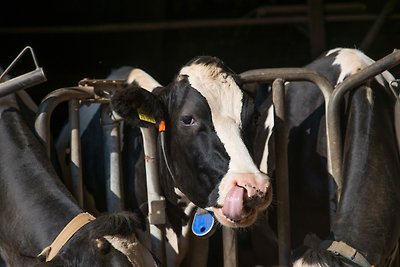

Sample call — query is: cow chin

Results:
[212,207,259,228]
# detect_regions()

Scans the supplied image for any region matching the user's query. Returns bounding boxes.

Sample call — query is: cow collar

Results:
[320,240,372,267]
[38,212,96,262]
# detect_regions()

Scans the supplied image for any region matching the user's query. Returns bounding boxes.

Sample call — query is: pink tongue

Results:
[222,186,244,221]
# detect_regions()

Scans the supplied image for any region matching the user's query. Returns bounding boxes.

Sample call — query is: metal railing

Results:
[33,49,400,267]
[0,46,47,97]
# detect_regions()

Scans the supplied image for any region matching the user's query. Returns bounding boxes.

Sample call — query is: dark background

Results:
[0,1,399,266]
[1,0,399,104]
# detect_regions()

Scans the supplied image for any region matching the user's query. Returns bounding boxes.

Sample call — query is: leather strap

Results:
[38,212,96,262]
[321,240,372,267]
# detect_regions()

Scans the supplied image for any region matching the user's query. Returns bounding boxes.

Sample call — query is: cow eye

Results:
[181,115,196,126]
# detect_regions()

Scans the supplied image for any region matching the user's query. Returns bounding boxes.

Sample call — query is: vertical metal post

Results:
[223,227,238,267]
[308,0,326,58]
[272,78,291,266]
[69,99,84,207]
[101,104,124,212]
[140,127,166,266]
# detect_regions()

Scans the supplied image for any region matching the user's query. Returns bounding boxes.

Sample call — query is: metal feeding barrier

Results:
[0,46,47,96]
[239,48,400,266]
[34,79,167,265]
[33,49,400,267]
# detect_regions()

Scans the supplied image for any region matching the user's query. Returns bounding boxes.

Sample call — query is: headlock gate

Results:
[29,49,400,267]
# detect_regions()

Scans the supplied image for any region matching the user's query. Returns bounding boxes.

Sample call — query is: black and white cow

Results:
[275,48,400,266]
[61,57,276,266]
[0,92,157,267]
[111,57,273,227]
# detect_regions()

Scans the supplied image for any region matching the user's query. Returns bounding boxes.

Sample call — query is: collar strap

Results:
[321,240,372,267]
[38,212,96,262]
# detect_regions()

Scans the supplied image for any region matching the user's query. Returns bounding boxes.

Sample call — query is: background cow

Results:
[275,48,400,266]
[0,91,157,267]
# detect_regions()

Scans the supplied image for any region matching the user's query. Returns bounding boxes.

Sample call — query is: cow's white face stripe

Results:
[259,104,274,174]
[180,64,260,174]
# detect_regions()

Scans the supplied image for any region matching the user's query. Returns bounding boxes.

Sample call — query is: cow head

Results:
[111,56,272,228]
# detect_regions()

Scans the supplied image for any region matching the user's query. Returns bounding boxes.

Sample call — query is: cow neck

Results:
[159,121,216,236]
[38,212,96,262]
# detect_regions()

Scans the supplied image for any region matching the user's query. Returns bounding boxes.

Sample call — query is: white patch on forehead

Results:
[127,68,162,92]
[328,48,396,89]
[180,63,260,174]
[179,63,244,126]
[259,104,274,174]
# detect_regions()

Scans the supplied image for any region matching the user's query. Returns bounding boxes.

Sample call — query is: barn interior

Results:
[1,0,400,266]
[1,0,399,104]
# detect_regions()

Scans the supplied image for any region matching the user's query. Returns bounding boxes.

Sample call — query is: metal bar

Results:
[240,68,335,264]
[253,3,366,16]
[223,227,238,267]
[327,49,400,199]
[140,127,166,266]
[240,68,334,182]
[101,104,124,212]
[308,0,326,58]
[35,87,93,158]
[0,46,47,96]
[2,14,400,34]
[0,68,46,97]
[69,99,84,207]
[272,78,291,266]
[360,0,399,51]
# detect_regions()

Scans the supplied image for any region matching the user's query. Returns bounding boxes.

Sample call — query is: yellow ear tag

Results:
[137,106,156,124]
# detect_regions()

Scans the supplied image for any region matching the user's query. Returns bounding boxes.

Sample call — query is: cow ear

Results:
[110,83,165,128]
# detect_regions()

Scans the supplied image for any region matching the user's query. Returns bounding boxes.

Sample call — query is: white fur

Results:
[180,64,260,175]
[180,62,271,227]
[327,48,396,88]
[127,68,162,91]
[259,104,274,174]
[292,258,329,267]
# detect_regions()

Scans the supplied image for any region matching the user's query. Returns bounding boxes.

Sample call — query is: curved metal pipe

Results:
[327,49,400,199]
[240,68,334,266]
[35,87,93,158]
[239,68,335,184]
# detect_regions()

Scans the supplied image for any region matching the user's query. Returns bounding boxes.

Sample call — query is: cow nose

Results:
[242,184,267,209]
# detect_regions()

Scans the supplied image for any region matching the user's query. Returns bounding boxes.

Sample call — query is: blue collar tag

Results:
[192,209,216,238]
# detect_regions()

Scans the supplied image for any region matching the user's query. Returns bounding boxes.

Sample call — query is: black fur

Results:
[0,93,140,267]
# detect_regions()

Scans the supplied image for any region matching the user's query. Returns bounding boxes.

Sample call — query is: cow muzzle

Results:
[213,173,272,228]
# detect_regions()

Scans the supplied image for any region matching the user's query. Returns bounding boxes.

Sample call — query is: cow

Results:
[110,57,274,227]
[274,48,400,266]
[54,56,276,266]
[0,91,158,267]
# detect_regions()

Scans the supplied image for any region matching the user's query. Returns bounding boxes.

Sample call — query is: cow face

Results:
[111,56,272,228]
